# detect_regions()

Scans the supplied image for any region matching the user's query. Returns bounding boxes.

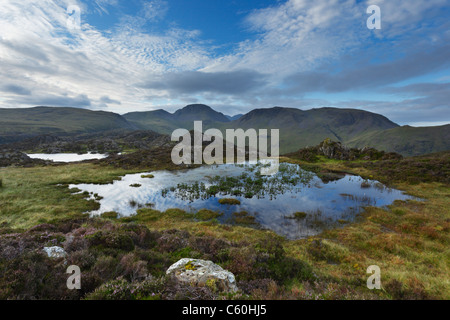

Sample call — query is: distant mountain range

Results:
[0,106,136,144]
[0,104,449,156]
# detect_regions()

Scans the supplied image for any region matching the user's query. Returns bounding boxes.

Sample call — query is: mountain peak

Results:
[173,104,230,123]
[179,104,214,112]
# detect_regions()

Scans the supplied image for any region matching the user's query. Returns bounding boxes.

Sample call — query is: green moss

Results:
[141,174,154,179]
[206,278,218,292]
[184,261,197,271]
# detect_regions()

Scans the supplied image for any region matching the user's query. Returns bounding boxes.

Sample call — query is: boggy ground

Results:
[0,150,448,300]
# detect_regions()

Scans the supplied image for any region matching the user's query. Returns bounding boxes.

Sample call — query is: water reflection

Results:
[70,162,416,239]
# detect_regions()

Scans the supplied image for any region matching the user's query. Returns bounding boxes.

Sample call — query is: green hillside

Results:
[219,107,399,154]
[348,124,450,156]
[0,107,136,144]
[122,109,175,134]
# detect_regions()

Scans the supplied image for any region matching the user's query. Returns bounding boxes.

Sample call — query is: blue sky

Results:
[0,0,449,126]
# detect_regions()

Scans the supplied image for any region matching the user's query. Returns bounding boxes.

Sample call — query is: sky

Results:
[0,0,449,126]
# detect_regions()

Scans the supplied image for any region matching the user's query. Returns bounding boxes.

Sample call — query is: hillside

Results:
[122,109,175,134]
[126,105,402,154]
[0,107,136,144]
[221,107,399,154]
[348,124,450,156]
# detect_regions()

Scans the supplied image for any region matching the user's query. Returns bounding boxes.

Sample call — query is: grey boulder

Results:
[166,258,238,293]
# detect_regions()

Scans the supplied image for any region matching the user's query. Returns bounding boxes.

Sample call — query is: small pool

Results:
[27,152,108,162]
[70,162,416,239]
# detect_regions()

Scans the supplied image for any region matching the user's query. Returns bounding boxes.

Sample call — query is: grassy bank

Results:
[0,164,143,229]
[0,155,448,299]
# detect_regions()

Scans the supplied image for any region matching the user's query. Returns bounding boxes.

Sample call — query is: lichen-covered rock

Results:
[43,246,67,259]
[166,258,238,293]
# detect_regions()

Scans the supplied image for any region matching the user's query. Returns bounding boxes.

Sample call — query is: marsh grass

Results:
[167,163,315,201]
[101,211,119,219]
[291,212,307,219]
[130,184,142,188]
[0,163,142,228]
[283,157,450,300]
[0,156,448,299]
[218,198,241,205]
[230,211,258,226]
[194,209,223,221]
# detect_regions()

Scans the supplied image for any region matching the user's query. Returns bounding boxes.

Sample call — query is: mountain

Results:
[0,107,136,144]
[125,105,400,154]
[173,104,229,123]
[220,107,399,154]
[123,104,230,134]
[348,124,450,156]
[0,104,448,157]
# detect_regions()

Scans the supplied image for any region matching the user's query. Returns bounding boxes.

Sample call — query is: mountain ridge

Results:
[0,104,448,156]
[0,106,137,144]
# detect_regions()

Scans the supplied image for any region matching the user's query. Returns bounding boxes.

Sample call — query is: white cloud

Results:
[0,0,212,112]
[0,0,448,123]
[142,0,169,21]
[204,0,364,79]
[94,0,118,15]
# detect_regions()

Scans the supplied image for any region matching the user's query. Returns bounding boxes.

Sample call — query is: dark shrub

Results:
[162,276,217,300]
[86,231,135,252]
[86,277,166,300]
[119,253,148,281]
[67,249,96,269]
[156,230,189,252]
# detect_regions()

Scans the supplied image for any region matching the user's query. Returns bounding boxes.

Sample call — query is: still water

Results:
[70,162,415,239]
[27,152,108,162]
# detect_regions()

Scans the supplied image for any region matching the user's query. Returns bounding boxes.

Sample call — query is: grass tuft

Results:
[218,198,241,205]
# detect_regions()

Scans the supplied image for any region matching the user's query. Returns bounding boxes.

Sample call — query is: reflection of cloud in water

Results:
[70,162,416,240]
[28,152,108,162]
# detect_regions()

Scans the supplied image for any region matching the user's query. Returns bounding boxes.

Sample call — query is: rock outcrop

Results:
[43,246,67,259]
[286,138,403,162]
[0,151,47,167]
[166,258,238,293]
